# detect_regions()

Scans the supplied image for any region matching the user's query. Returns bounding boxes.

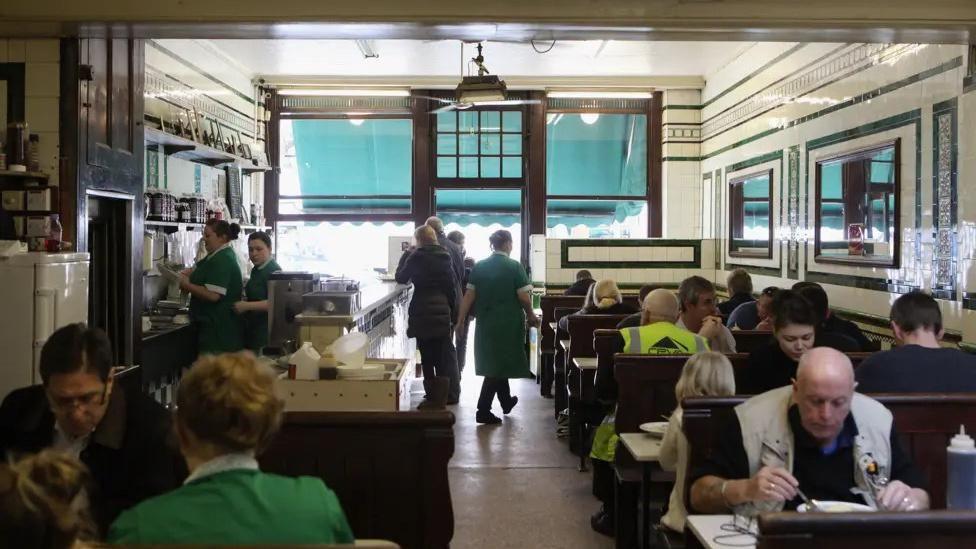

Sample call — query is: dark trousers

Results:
[477,377,511,412]
[592,457,615,513]
[455,316,471,373]
[417,336,461,401]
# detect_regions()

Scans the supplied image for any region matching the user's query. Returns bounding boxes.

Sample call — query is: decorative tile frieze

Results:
[665,127,702,140]
[787,146,800,278]
[932,103,957,290]
[702,43,912,140]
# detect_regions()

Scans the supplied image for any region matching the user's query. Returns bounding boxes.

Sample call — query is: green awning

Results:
[546,113,647,197]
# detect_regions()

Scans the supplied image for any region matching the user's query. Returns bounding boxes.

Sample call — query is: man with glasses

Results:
[0,323,184,535]
[727,286,778,330]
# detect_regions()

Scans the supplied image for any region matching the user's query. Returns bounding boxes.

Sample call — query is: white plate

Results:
[638,421,668,437]
[797,500,874,513]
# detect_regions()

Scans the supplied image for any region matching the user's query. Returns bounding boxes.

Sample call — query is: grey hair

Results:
[678,275,715,312]
[425,216,445,233]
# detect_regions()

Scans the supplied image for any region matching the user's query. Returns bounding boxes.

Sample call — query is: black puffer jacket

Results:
[395,244,459,339]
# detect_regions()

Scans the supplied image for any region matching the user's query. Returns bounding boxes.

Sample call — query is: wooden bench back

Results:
[756,510,976,548]
[682,394,976,510]
[731,330,772,353]
[540,295,585,352]
[567,315,631,358]
[259,411,455,549]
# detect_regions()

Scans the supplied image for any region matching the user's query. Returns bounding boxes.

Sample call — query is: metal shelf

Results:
[144,128,270,173]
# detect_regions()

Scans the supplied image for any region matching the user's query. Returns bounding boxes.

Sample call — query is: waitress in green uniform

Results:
[179,219,244,355]
[234,231,281,352]
[455,229,540,424]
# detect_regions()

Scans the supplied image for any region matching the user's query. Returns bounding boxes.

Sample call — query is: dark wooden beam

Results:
[264,88,280,228]
[648,91,663,237]
[411,90,432,227]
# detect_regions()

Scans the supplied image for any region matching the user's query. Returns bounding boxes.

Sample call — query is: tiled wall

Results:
[0,39,61,186]
[690,42,975,342]
[662,89,703,238]
[539,238,716,289]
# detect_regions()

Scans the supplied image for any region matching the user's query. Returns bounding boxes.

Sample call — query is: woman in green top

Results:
[455,230,540,424]
[179,219,244,355]
[108,352,354,545]
[234,231,282,352]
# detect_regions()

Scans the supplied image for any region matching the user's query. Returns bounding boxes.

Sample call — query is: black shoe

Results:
[590,509,614,537]
[501,395,518,414]
[476,411,502,424]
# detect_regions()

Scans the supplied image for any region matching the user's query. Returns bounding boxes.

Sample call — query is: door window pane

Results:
[459,157,479,178]
[481,157,500,178]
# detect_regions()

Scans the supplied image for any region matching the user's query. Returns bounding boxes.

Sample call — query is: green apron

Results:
[243,258,281,352]
[189,245,244,355]
[469,253,532,379]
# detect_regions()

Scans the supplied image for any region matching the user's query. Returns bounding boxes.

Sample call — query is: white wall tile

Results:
[25,63,59,98]
[7,40,25,62]
[34,131,59,185]
[25,97,58,132]
[651,247,668,261]
[25,40,59,63]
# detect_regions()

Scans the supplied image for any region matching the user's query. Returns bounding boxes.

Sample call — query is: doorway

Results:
[434,188,523,263]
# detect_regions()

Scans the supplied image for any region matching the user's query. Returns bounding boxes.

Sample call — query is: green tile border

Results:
[725,263,782,278]
[963,75,976,95]
[559,239,701,269]
[662,156,702,162]
[662,105,702,111]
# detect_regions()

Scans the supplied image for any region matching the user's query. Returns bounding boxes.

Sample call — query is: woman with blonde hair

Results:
[659,351,736,535]
[109,352,353,544]
[559,279,639,331]
[0,450,94,549]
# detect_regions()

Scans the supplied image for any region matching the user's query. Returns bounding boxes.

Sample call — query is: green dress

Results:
[243,258,281,352]
[108,468,354,545]
[468,252,532,379]
[189,245,244,355]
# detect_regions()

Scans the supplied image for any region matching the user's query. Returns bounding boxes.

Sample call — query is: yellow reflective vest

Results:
[620,321,709,355]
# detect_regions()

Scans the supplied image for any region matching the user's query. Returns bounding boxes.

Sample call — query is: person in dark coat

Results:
[426,216,465,294]
[448,229,474,373]
[616,284,657,329]
[396,225,462,405]
[0,323,185,537]
[718,268,755,316]
[793,281,872,351]
[564,270,596,297]
[558,278,639,331]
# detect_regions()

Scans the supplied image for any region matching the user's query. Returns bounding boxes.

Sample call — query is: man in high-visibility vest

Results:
[621,288,710,355]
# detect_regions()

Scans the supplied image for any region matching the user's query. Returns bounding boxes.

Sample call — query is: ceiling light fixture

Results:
[349,118,366,126]
[580,113,601,125]
[355,40,379,59]
[276,89,409,96]
[547,91,654,99]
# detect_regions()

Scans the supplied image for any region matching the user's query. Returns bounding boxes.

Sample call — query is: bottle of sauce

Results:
[45,214,62,252]
[947,425,976,509]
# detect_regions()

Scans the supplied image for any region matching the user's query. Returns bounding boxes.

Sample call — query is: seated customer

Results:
[0,451,93,549]
[659,352,735,534]
[794,283,861,352]
[727,286,776,330]
[616,284,657,329]
[109,352,354,544]
[677,276,737,353]
[564,269,596,296]
[856,291,976,392]
[793,281,872,350]
[718,269,755,316]
[690,348,929,515]
[740,290,815,394]
[558,278,639,331]
[0,324,183,535]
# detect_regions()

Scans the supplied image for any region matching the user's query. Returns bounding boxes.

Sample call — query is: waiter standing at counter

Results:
[179,219,245,355]
[234,231,282,352]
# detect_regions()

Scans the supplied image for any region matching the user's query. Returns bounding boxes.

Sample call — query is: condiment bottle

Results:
[947,425,976,509]
[45,214,62,252]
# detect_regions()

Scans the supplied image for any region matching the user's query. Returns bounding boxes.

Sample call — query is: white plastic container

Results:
[331,332,368,367]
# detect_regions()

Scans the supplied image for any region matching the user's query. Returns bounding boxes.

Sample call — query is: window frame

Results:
[276,111,415,223]
[543,99,654,238]
[813,139,901,268]
[431,104,528,187]
[728,169,774,259]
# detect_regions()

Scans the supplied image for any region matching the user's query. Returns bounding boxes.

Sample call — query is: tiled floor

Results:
[415,332,614,549]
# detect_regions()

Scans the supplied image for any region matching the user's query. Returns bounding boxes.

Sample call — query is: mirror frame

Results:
[813,138,901,268]
[728,168,774,259]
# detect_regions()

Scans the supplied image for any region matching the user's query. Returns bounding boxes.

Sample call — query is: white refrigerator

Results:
[0,252,90,399]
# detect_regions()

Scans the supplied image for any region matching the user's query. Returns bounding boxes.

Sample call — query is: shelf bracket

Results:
[163,144,196,156]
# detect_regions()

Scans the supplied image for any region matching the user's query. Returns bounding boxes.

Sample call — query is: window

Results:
[279,118,412,215]
[728,170,773,258]
[435,189,523,261]
[435,110,524,180]
[815,140,899,266]
[275,221,413,277]
[545,112,648,237]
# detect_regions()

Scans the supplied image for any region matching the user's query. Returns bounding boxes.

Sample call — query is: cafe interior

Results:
[1,1,976,548]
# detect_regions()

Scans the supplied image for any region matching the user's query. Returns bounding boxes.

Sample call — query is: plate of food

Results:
[638,421,669,437]
[797,501,874,513]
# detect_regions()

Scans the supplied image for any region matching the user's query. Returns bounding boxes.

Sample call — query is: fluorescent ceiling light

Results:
[349,119,366,126]
[580,113,600,125]
[277,89,409,96]
[355,39,379,59]
[547,91,653,99]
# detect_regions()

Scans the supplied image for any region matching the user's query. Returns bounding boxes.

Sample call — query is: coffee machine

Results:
[267,272,317,354]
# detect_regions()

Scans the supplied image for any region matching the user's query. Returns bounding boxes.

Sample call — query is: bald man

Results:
[690,347,929,515]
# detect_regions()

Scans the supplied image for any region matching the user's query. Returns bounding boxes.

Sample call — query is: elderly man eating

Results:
[690,347,929,515]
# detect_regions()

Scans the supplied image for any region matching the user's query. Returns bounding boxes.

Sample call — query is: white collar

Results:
[202,242,232,262]
[253,258,273,271]
[491,251,509,257]
[184,452,259,485]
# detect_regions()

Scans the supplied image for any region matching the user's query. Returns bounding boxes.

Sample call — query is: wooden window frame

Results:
[728,169,774,259]
[814,139,901,268]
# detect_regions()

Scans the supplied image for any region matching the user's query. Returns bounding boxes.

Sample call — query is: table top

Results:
[619,432,663,462]
[572,357,598,370]
[686,515,756,549]
[559,339,571,351]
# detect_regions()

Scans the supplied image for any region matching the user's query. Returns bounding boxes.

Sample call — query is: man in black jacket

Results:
[564,270,596,296]
[0,323,185,536]
[396,225,462,406]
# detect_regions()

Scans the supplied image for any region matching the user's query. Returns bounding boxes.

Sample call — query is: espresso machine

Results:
[267,272,317,354]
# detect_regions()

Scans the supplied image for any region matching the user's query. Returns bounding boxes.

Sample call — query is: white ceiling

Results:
[200,39,757,82]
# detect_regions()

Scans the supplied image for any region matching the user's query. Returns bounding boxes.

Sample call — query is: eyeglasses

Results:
[47,384,108,412]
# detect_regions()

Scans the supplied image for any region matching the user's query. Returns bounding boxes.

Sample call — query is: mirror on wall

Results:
[728,169,773,258]
[814,140,899,266]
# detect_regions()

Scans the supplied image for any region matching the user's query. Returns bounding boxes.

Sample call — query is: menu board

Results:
[225,166,244,221]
